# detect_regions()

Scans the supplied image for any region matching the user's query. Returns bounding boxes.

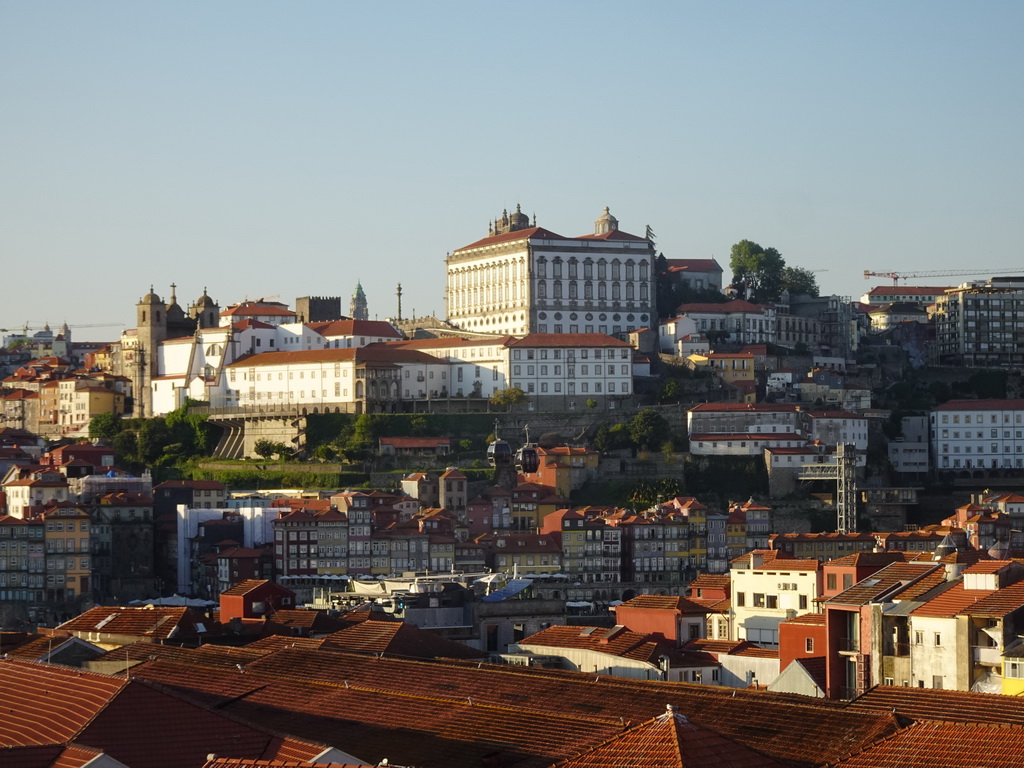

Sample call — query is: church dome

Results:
[194,288,216,308]
[141,286,162,304]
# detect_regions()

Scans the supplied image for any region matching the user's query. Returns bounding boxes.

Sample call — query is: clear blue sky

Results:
[2,2,1022,338]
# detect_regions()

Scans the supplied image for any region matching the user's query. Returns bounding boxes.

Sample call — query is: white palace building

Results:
[445,205,656,338]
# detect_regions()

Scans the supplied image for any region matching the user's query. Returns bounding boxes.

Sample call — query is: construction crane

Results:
[0,322,124,334]
[863,268,1022,286]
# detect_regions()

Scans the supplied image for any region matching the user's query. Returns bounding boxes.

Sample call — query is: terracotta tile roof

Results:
[203,760,367,768]
[518,626,667,665]
[0,659,330,768]
[616,595,709,614]
[826,721,1024,768]
[825,553,909,568]
[782,612,826,626]
[226,345,439,368]
[221,302,297,318]
[454,226,566,252]
[506,334,632,349]
[56,606,212,641]
[221,579,275,597]
[243,635,336,653]
[322,620,484,660]
[576,228,648,241]
[552,705,785,768]
[961,579,1024,617]
[308,319,401,338]
[827,563,941,606]
[910,583,994,617]
[687,574,731,591]
[849,685,1024,725]
[2,743,106,768]
[688,597,730,612]
[127,647,902,768]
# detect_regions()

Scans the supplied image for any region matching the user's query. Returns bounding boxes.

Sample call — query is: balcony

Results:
[838,637,860,653]
[893,642,910,657]
[973,646,1002,666]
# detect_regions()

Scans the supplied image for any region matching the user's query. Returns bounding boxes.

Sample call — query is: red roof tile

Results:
[826,721,1024,768]
[552,705,785,768]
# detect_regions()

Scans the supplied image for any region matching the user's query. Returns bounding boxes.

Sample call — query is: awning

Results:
[481,578,533,602]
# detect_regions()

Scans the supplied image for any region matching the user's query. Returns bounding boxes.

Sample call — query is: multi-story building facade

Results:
[934,278,1024,367]
[730,550,821,647]
[507,334,634,409]
[931,398,1024,473]
[445,205,656,337]
[675,300,777,345]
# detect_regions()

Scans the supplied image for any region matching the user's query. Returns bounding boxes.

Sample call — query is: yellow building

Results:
[42,502,91,604]
[1004,651,1024,696]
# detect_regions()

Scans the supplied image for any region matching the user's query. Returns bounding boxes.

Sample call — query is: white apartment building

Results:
[445,205,656,337]
[390,337,510,399]
[931,399,1024,472]
[658,315,698,355]
[507,334,634,409]
[674,300,777,345]
[730,551,821,647]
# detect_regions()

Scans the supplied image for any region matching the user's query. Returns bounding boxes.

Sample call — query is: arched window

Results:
[611,260,621,280]
[625,260,635,280]
[537,257,547,279]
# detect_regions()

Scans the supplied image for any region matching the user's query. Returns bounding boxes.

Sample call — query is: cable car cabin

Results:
[487,439,512,467]
[516,446,539,474]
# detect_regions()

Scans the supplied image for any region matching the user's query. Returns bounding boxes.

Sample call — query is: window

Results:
[914,631,924,645]
[827,573,837,590]
[799,594,808,610]
[736,592,745,607]
[753,593,765,608]
[932,675,943,689]
[766,595,778,609]
[934,633,941,646]
[805,638,814,653]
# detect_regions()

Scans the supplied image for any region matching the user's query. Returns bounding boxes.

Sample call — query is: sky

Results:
[2,2,1023,339]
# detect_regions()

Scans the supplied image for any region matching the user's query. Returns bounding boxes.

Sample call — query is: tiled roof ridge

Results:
[241,654,637,729]
[820,719,916,767]
[1,658,131,741]
[122,668,311,748]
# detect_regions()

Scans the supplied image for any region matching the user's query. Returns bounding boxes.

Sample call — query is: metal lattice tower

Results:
[796,442,858,533]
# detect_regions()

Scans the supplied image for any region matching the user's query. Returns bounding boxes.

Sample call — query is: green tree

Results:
[658,379,681,403]
[490,387,527,411]
[629,409,670,451]
[781,266,820,297]
[729,240,785,302]
[585,399,598,409]
[253,439,280,460]
[88,412,121,441]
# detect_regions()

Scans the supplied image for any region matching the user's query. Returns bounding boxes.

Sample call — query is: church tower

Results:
[189,287,220,328]
[133,287,167,417]
[350,282,368,321]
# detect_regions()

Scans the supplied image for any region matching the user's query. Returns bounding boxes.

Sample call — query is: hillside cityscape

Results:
[2,208,1024,766]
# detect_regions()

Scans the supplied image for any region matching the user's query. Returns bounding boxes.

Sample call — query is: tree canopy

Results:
[781,265,820,297]
[729,240,819,302]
